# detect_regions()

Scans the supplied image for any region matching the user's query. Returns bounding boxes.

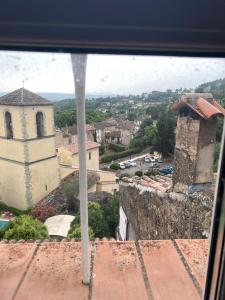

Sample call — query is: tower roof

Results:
[0,88,53,106]
[171,93,225,119]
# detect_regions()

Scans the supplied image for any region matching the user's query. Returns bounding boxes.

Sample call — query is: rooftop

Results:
[0,239,208,300]
[172,93,225,119]
[67,124,96,135]
[121,175,172,192]
[65,141,100,155]
[0,88,52,106]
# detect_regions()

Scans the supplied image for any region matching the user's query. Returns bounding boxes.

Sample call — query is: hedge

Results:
[109,143,126,152]
[110,163,120,170]
[2,215,48,241]
[0,202,31,216]
[100,147,142,163]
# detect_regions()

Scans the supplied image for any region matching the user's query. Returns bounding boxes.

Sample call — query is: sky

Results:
[0,51,225,95]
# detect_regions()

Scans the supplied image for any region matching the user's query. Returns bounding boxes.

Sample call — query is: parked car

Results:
[150,162,160,168]
[119,163,126,169]
[150,156,156,163]
[159,166,173,174]
[124,161,131,168]
[144,156,151,163]
[127,160,137,167]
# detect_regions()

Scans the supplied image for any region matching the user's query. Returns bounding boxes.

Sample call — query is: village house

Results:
[95,119,117,143]
[55,128,71,148]
[57,141,100,170]
[55,124,96,149]
[95,118,136,146]
[116,121,136,146]
[65,124,96,144]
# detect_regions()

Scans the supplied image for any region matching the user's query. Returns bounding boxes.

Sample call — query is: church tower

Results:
[0,88,60,209]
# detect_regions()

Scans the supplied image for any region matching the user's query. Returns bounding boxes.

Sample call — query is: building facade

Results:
[0,88,60,209]
[58,141,100,170]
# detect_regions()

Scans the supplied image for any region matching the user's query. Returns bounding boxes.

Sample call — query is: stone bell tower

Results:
[0,88,60,209]
[172,93,225,194]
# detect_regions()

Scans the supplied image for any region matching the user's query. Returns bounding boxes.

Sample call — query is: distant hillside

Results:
[0,91,113,102]
[38,92,113,101]
[38,93,74,102]
[54,98,75,110]
[195,78,225,100]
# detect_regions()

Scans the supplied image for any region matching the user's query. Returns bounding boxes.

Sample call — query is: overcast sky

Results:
[0,51,225,95]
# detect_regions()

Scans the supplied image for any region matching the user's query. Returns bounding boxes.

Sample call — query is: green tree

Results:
[100,192,120,237]
[73,202,109,238]
[60,177,80,213]
[127,112,137,121]
[110,163,120,170]
[144,125,157,146]
[130,118,153,148]
[3,215,48,241]
[155,109,176,158]
[68,224,94,240]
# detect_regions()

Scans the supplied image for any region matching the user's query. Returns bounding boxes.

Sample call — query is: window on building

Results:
[36,112,44,138]
[5,111,13,139]
[89,152,91,160]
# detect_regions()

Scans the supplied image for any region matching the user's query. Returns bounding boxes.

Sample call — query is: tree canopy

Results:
[155,109,176,158]
[54,108,110,128]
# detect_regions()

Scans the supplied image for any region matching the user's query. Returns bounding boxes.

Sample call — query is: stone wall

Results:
[173,116,217,192]
[120,182,213,240]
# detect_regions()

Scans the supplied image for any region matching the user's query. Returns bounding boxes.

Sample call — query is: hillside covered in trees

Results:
[195,78,225,101]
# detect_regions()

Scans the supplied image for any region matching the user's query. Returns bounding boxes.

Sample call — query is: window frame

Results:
[36,111,45,138]
[5,111,13,139]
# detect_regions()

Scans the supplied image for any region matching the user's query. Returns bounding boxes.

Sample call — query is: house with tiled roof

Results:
[57,141,100,170]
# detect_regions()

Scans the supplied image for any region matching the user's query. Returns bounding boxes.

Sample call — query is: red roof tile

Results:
[139,240,201,300]
[0,240,207,300]
[172,93,225,119]
[65,141,100,155]
[175,239,209,288]
[121,175,172,192]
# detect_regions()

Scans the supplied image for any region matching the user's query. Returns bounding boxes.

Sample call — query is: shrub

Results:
[68,224,94,240]
[99,143,106,155]
[0,202,30,216]
[119,173,131,179]
[110,163,120,170]
[72,202,109,238]
[135,171,143,177]
[32,205,57,222]
[100,147,142,163]
[100,192,120,237]
[109,143,126,152]
[3,215,48,241]
[59,177,80,213]
[144,169,158,177]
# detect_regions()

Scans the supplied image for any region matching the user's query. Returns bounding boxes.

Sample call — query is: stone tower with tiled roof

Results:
[171,93,225,194]
[0,88,60,209]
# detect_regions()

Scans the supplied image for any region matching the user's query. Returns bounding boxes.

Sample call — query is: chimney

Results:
[171,93,225,194]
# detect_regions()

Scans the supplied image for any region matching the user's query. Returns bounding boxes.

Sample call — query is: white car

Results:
[127,160,137,167]
[144,156,151,163]
[119,163,126,169]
